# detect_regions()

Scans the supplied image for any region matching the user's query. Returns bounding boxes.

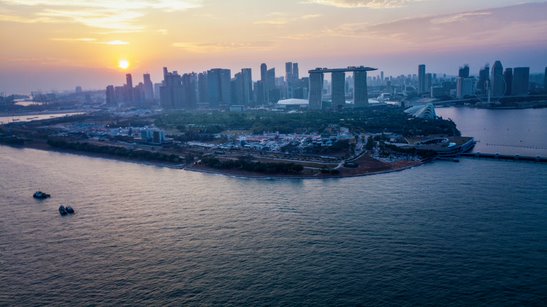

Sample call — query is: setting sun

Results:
[118,59,130,70]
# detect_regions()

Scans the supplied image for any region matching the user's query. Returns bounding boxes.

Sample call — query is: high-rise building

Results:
[478,65,490,96]
[331,71,345,110]
[456,77,475,98]
[490,61,504,97]
[418,64,426,94]
[106,85,116,106]
[285,62,293,83]
[143,73,154,101]
[309,71,324,110]
[207,68,231,108]
[125,73,133,104]
[292,63,299,81]
[181,73,198,109]
[425,73,432,94]
[266,68,276,103]
[512,67,529,96]
[458,65,470,78]
[241,68,252,105]
[198,72,208,103]
[504,68,513,96]
[353,70,369,107]
[160,69,183,109]
[260,63,268,103]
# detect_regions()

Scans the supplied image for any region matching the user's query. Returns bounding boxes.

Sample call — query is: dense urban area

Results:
[1,61,546,177]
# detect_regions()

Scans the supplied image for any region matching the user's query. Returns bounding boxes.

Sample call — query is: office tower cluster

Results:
[157,62,308,110]
[106,73,156,107]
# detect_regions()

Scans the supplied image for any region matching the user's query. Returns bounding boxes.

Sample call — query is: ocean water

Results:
[436,107,547,157]
[1,145,546,306]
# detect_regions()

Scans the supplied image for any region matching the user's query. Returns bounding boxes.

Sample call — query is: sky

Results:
[1,0,546,94]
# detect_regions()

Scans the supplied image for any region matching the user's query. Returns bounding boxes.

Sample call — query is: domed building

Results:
[404,103,436,119]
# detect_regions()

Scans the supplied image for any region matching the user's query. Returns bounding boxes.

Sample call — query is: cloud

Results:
[305,0,421,9]
[254,12,321,25]
[172,41,274,53]
[0,0,202,30]
[321,2,547,49]
[51,37,129,45]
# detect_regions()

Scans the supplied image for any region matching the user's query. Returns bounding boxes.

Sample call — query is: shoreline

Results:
[0,142,424,180]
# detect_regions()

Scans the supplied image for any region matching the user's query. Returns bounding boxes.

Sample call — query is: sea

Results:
[1,107,546,306]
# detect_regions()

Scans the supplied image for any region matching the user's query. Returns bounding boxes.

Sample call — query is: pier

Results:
[461,152,547,163]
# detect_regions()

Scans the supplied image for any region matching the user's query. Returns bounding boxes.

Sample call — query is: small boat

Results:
[65,206,75,214]
[33,191,51,199]
[59,205,68,216]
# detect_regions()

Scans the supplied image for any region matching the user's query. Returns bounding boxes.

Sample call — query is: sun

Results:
[118,59,130,70]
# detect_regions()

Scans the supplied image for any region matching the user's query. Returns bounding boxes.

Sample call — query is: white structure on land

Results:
[404,103,436,119]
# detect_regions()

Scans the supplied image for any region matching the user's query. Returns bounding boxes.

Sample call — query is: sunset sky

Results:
[1,0,546,94]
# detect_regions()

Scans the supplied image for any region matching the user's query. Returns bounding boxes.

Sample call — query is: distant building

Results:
[418,64,426,94]
[458,65,470,78]
[309,71,324,110]
[198,72,208,104]
[490,61,505,97]
[331,71,345,110]
[477,65,490,96]
[425,73,432,94]
[512,67,530,96]
[405,103,436,119]
[125,73,133,104]
[105,85,116,106]
[457,77,475,99]
[143,73,154,101]
[544,67,547,90]
[504,68,513,96]
[75,86,82,93]
[207,68,231,108]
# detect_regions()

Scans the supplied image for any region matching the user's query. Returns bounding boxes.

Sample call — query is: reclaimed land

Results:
[0,106,456,179]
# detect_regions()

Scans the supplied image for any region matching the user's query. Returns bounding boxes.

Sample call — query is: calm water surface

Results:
[436,107,547,156]
[1,145,546,306]
[0,112,84,124]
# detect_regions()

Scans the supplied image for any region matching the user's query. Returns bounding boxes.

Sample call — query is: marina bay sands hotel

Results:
[308,66,377,110]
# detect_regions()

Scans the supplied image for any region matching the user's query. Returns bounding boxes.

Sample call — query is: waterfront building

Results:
[504,68,513,96]
[478,65,490,96]
[512,67,530,96]
[418,64,426,94]
[491,61,505,97]
[456,77,476,98]
[404,103,436,119]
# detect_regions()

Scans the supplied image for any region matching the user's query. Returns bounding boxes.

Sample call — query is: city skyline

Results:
[1,0,547,94]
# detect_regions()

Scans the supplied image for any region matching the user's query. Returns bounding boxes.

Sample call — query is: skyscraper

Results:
[504,68,513,96]
[292,63,299,81]
[478,65,490,96]
[425,73,432,95]
[143,73,154,101]
[418,64,426,94]
[260,63,268,103]
[285,62,293,83]
[241,68,252,105]
[266,68,276,103]
[198,72,208,104]
[207,68,231,108]
[106,85,116,106]
[512,67,530,96]
[458,65,470,78]
[353,70,369,107]
[309,71,324,110]
[331,71,345,110]
[125,73,133,104]
[490,60,505,97]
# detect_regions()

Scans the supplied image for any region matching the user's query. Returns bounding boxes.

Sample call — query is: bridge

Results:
[308,66,377,111]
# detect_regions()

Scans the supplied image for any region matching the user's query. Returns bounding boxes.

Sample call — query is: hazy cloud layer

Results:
[324,2,547,48]
[0,0,202,30]
[306,0,421,8]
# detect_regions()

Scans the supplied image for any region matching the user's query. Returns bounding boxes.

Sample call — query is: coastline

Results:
[0,142,423,180]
